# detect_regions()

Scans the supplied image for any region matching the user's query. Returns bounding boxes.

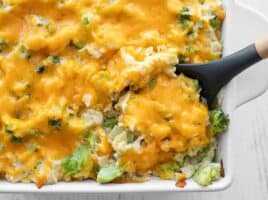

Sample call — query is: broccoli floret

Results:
[209,15,219,29]
[199,0,205,5]
[4,124,24,143]
[103,115,118,129]
[62,146,91,177]
[87,132,100,150]
[28,128,41,136]
[69,40,84,50]
[187,27,195,36]
[4,124,14,134]
[35,65,45,74]
[0,39,7,52]
[147,79,157,90]
[19,45,31,59]
[46,22,57,34]
[50,55,60,64]
[193,163,221,186]
[27,143,39,153]
[10,134,23,143]
[81,13,93,27]
[97,165,124,183]
[82,16,90,26]
[160,162,181,173]
[177,7,191,28]
[193,79,201,93]
[178,54,187,64]
[48,118,62,130]
[209,109,229,136]
[158,161,181,180]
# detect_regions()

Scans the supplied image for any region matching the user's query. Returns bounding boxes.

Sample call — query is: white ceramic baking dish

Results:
[1,0,268,193]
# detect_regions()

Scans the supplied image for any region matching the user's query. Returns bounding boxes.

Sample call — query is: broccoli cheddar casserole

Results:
[0,0,229,188]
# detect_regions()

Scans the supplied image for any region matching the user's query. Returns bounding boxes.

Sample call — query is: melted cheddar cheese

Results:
[0,0,225,186]
[118,74,210,173]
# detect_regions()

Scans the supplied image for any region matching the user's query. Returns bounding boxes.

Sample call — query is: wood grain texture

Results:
[1,0,268,199]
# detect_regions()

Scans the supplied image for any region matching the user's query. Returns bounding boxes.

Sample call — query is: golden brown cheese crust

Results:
[118,74,210,173]
[0,0,224,185]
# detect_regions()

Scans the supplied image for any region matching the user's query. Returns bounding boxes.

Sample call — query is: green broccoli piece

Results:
[147,79,157,90]
[193,80,201,93]
[4,124,14,134]
[27,143,39,153]
[178,54,187,64]
[19,45,31,59]
[193,163,221,186]
[50,55,60,64]
[160,161,181,173]
[97,165,124,183]
[87,132,100,150]
[48,118,62,130]
[178,7,191,28]
[69,40,84,50]
[82,16,90,26]
[62,146,91,177]
[103,116,118,129]
[187,27,195,36]
[209,109,229,136]
[10,134,23,144]
[0,39,7,52]
[199,0,205,5]
[28,128,41,136]
[209,15,219,29]
[35,65,45,74]
[46,22,57,34]
[4,124,24,144]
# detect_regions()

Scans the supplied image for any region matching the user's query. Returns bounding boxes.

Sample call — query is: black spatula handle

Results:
[213,44,262,87]
[176,36,268,107]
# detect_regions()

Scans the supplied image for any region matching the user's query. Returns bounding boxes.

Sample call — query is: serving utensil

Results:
[175,37,268,107]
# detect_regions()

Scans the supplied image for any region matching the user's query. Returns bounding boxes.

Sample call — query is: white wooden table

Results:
[1,0,268,199]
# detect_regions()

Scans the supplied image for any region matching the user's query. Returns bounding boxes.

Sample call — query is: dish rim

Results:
[1,0,268,193]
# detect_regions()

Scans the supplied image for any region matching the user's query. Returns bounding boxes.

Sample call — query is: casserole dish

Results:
[0,0,268,193]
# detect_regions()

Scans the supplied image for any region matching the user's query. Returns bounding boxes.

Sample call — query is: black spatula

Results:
[175,37,268,108]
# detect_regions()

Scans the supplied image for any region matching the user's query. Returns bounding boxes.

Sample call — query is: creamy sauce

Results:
[0,0,224,186]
